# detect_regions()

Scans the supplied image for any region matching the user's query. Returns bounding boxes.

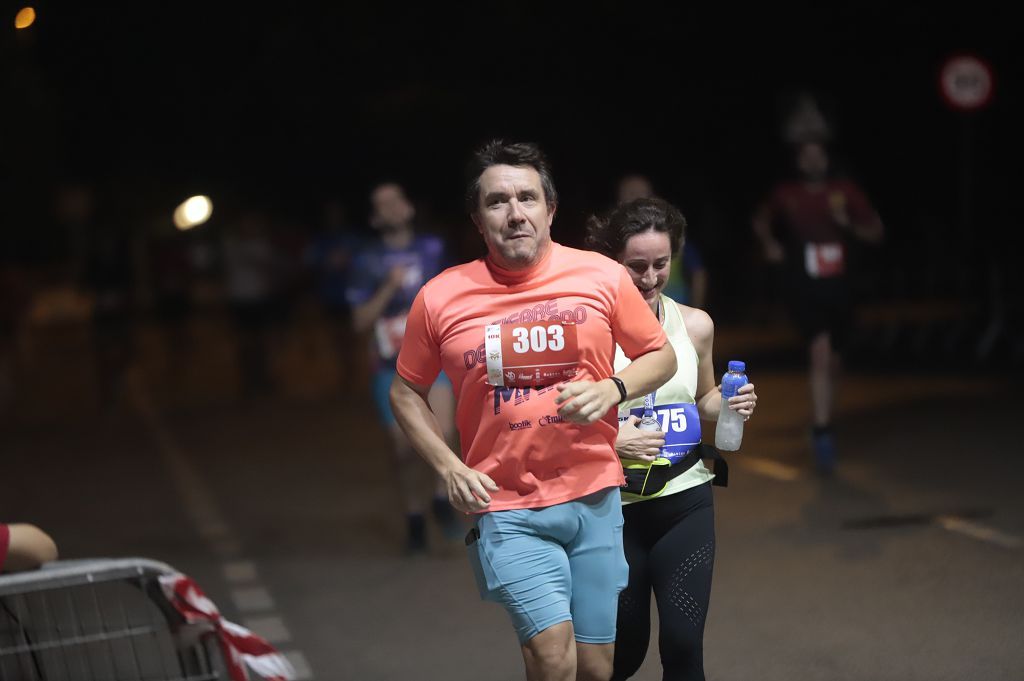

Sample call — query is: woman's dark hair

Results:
[584,197,686,259]
[465,140,558,214]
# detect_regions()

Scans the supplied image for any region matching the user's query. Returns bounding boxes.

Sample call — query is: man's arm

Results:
[836,208,884,244]
[555,341,677,424]
[833,183,884,244]
[4,524,58,572]
[390,374,497,512]
[351,266,407,333]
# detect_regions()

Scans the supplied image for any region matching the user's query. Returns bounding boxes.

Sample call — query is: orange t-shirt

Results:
[396,242,669,511]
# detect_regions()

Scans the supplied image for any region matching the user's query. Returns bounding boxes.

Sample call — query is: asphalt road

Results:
[3,321,1022,681]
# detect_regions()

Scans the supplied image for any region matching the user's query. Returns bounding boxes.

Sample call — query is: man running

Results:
[390,141,677,681]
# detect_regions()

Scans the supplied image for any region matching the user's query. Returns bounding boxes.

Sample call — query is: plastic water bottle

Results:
[715,361,747,451]
[638,393,661,432]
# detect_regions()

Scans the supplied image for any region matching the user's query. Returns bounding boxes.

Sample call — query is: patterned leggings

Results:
[612,482,715,681]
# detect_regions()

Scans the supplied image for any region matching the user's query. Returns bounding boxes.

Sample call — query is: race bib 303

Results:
[485,321,580,388]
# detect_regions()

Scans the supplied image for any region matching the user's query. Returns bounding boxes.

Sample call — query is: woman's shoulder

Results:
[676,302,714,344]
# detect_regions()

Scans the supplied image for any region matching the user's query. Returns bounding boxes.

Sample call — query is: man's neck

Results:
[492,239,552,271]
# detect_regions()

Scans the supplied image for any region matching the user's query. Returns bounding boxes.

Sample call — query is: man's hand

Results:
[444,464,499,513]
[616,415,664,462]
[554,379,619,424]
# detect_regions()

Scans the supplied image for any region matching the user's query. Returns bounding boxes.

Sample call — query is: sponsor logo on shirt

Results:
[538,414,566,427]
[493,385,558,416]
[508,419,532,431]
[488,299,589,327]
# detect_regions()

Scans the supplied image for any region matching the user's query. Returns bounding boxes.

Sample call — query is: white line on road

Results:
[936,516,1022,550]
[281,651,314,681]
[199,521,232,541]
[242,615,293,644]
[129,378,314,678]
[211,538,244,559]
[734,457,802,482]
[231,586,276,612]
[223,560,259,583]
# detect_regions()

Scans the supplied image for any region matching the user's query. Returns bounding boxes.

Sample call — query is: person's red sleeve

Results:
[0,524,9,572]
[396,288,442,387]
[611,267,668,360]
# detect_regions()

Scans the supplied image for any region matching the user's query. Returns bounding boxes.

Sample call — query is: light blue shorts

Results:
[466,487,628,645]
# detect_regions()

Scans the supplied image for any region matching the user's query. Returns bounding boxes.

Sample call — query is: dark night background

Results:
[3,6,1024,681]
[4,4,1020,311]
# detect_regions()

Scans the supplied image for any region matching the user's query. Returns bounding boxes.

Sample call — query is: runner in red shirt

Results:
[391,141,677,681]
[753,141,884,474]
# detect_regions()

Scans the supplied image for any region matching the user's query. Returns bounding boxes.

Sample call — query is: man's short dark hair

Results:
[465,140,558,214]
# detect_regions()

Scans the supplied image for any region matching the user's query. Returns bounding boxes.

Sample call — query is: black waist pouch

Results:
[621,443,728,498]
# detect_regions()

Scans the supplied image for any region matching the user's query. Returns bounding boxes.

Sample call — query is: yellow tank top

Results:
[614,294,714,504]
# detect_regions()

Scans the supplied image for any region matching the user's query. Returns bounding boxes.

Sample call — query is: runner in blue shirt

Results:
[345,182,461,554]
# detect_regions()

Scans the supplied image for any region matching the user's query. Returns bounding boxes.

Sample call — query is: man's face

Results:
[370,184,415,230]
[472,164,554,270]
[617,176,654,204]
[797,143,829,181]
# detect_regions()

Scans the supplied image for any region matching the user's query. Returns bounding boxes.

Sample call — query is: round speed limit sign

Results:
[939,54,994,111]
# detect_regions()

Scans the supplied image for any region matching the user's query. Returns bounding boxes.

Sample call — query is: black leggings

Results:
[612,482,715,681]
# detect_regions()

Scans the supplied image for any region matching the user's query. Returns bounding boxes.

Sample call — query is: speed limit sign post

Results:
[939,53,995,235]
[939,54,994,112]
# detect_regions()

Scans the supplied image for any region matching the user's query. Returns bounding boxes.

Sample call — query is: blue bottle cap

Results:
[728,360,746,372]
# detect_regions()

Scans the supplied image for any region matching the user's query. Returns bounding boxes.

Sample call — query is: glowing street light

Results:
[15,7,36,29]
[173,195,213,231]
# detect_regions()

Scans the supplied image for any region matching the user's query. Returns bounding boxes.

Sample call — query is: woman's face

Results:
[619,229,673,307]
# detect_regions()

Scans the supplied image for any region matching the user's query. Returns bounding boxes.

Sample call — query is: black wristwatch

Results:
[609,376,628,404]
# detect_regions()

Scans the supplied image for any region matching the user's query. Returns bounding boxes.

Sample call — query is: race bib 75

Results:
[618,402,701,464]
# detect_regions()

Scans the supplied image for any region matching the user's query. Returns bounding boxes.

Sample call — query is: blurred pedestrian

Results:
[345,182,462,554]
[752,141,883,474]
[222,210,282,395]
[83,222,136,410]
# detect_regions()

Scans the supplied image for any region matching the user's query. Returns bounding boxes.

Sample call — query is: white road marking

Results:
[734,457,802,482]
[936,516,1022,549]
[243,615,293,644]
[231,586,276,612]
[129,377,314,677]
[223,560,259,583]
[281,651,314,681]
[211,538,244,559]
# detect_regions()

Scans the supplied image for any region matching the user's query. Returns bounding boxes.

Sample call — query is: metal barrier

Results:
[0,559,228,681]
